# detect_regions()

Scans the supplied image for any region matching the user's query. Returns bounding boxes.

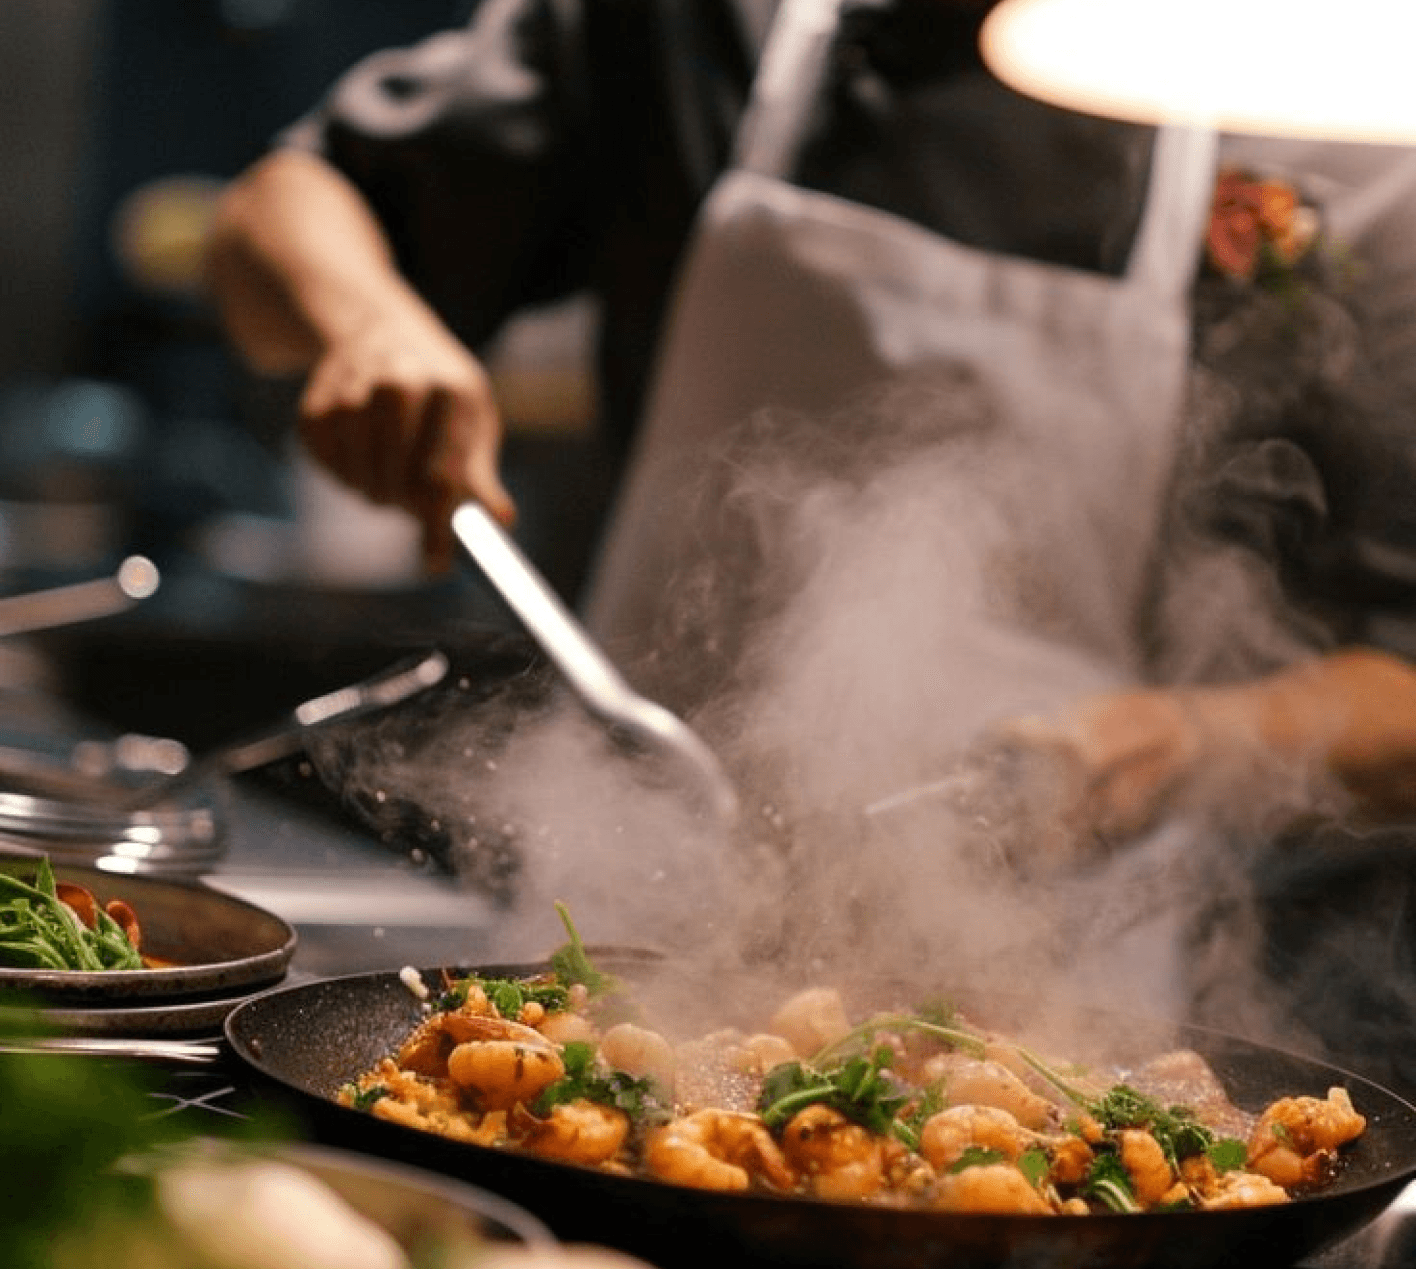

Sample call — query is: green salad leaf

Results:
[0,860,143,972]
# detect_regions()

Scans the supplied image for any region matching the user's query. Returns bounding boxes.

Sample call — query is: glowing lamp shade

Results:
[980,0,1416,144]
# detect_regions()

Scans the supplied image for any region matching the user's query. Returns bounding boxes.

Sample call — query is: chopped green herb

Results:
[1083,1149,1141,1213]
[548,902,616,997]
[340,1082,389,1112]
[895,1081,947,1152]
[758,1047,915,1141]
[1207,1137,1249,1173]
[949,1146,1009,1173]
[1016,1146,1050,1187]
[532,1040,667,1123]
[471,976,569,1019]
[1090,1085,1216,1169]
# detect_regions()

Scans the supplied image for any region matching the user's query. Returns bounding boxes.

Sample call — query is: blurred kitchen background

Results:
[0,0,605,749]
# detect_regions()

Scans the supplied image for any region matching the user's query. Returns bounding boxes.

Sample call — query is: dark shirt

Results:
[281,0,1155,459]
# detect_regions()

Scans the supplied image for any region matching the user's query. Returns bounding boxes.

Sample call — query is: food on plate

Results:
[0,858,154,971]
[337,905,1368,1215]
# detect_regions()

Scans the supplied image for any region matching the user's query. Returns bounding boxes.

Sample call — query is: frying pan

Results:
[224,962,1416,1269]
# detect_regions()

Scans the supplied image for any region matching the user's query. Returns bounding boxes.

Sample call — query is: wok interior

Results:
[224,962,1416,1269]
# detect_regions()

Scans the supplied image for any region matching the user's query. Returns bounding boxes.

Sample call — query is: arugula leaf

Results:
[0,861,142,972]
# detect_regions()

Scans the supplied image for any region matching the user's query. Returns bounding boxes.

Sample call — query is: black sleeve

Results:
[280,0,594,351]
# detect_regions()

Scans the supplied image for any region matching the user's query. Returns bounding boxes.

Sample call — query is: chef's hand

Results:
[988,683,1295,851]
[204,149,517,571]
[297,295,516,572]
[992,647,1416,859]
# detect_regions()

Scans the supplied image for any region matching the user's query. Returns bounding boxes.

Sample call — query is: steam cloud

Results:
[307,365,1311,1061]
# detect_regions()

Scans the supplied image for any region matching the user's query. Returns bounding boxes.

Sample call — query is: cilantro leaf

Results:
[950,1146,1009,1173]
[758,1047,914,1141]
[532,1041,667,1123]
[1083,1149,1141,1213]
[1090,1084,1216,1169]
[1206,1137,1248,1173]
[547,902,616,997]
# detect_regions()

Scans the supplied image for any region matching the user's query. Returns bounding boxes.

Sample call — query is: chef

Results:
[206,0,1416,1091]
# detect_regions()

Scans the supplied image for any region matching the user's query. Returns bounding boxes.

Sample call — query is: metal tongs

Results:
[451,501,739,831]
[100,648,451,812]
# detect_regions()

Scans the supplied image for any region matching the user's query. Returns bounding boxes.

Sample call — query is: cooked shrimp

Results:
[1046,1134,1094,1187]
[445,1018,565,1111]
[779,1104,887,1201]
[1200,1169,1291,1210]
[932,1162,1053,1215]
[769,987,852,1058]
[1247,1087,1365,1189]
[509,1099,630,1166]
[923,1055,1059,1130]
[538,1010,598,1045]
[1119,1129,1175,1208]
[395,996,500,1076]
[599,1022,676,1097]
[730,1032,798,1077]
[645,1109,795,1193]
[918,1104,1037,1173]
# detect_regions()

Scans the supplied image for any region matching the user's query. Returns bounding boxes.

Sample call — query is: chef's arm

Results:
[1003,646,1416,844]
[204,147,515,567]
[1189,646,1416,822]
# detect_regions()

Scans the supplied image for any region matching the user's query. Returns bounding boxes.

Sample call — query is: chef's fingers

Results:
[432,378,515,527]
[361,384,416,505]
[413,384,515,572]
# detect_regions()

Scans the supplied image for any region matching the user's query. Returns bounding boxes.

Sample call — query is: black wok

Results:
[224,962,1416,1269]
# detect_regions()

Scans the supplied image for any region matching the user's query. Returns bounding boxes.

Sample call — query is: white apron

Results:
[584,0,1218,714]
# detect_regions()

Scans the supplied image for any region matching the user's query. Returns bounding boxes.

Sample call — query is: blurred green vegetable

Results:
[0,858,143,971]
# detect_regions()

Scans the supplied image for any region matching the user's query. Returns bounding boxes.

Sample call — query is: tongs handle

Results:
[451,501,738,828]
[110,648,451,811]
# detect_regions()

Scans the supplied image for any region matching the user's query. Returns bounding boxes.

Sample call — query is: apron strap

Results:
[741,0,1218,302]
[733,0,848,177]
[1124,125,1219,300]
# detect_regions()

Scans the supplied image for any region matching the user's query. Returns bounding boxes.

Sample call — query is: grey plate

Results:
[0,858,296,1002]
[30,985,271,1037]
[155,1140,556,1253]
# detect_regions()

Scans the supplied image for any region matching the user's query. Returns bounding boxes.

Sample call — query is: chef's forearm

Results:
[203,148,422,376]
[1196,647,1416,822]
